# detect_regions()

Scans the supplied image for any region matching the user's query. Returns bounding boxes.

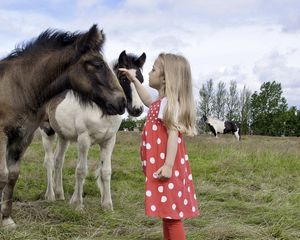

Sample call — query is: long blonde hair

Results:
[157,53,197,136]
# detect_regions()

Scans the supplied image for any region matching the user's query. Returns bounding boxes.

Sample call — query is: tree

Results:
[226,80,240,121]
[250,81,288,136]
[285,107,300,136]
[119,117,136,131]
[197,79,214,117]
[239,86,252,134]
[196,79,214,132]
[214,81,227,120]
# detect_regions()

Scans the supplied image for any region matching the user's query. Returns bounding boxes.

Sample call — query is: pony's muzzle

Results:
[106,96,126,115]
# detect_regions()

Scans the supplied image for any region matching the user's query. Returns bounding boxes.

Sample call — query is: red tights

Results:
[162,218,186,240]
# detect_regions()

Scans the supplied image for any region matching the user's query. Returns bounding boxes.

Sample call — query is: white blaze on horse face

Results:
[128,69,143,110]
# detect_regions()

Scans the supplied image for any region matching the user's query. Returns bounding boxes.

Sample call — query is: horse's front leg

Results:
[1,157,20,229]
[96,135,116,211]
[53,136,69,200]
[40,129,56,201]
[70,132,90,210]
[0,134,9,227]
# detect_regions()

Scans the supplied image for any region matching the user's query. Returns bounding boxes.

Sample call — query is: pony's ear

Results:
[135,52,146,68]
[118,50,128,65]
[76,24,105,53]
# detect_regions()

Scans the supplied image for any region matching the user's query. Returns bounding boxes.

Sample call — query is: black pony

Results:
[203,116,241,141]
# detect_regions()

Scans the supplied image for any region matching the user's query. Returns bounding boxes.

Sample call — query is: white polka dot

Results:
[178,137,182,143]
[143,160,146,166]
[150,157,155,164]
[146,190,152,197]
[179,212,184,218]
[153,173,158,179]
[181,158,185,165]
[166,216,172,219]
[158,186,164,193]
[188,174,193,180]
[183,179,186,185]
[184,199,188,205]
[185,154,188,160]
[160,152,165,159]
[174,170,179,177]
[194,194,197,200]
[151,205,156,212]
[168,183,174,189]
[172,204,176,210]
[188,186,191,192]
[178,191,182,197]
[157,138,161,144]
[145,131,148,136]
[192,206,196,212]
[145,177,147,182]
[161,196,167,202]
[146,143,151,149]
[142,141,146,146]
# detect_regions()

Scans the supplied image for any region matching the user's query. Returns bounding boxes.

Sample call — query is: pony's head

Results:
[113,50,146,117]
[65,25,126,115]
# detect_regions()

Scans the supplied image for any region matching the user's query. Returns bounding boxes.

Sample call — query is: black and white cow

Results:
[203,116,241,141]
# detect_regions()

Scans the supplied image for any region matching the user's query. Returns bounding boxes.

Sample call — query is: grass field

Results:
[0,132,299,240]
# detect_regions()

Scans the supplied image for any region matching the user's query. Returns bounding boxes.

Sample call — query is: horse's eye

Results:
[86,61,102,70]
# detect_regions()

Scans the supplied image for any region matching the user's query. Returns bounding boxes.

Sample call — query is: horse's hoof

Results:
[2,217,17,229]
[55,192,65,200]
[101,202,113,211]
[69,195,80,205]
[45,192,56,201]
[75,205,84,212]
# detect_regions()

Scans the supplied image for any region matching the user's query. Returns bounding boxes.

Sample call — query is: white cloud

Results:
[0,0,300,108]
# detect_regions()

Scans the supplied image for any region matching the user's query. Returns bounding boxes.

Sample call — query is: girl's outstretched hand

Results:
[154,164,172,180]
[118,68,137,82]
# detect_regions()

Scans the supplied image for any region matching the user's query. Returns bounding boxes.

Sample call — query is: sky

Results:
[0,0,300,112]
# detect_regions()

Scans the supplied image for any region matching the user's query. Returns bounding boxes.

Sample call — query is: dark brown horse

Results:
[0,25,126,228]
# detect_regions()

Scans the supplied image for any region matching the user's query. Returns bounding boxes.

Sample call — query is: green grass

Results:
[0,132,299,239]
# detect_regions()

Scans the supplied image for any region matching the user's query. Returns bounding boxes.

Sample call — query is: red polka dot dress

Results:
[140,97,200,220]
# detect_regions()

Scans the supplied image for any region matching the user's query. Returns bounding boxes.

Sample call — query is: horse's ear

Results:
[118,50,127,65]
[135,52,146,68]
[76,24,105,53]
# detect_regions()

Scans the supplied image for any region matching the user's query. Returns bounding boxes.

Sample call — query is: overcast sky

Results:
[0,0,299,111]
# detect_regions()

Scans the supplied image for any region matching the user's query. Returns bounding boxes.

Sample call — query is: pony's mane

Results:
[4,29,82,61]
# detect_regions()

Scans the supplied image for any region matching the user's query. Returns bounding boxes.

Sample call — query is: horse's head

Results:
[114,50,146,117]
[68,25,126,115]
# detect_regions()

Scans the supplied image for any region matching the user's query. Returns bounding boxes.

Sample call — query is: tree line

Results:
[197,79,300,136]
[119,80,299,136]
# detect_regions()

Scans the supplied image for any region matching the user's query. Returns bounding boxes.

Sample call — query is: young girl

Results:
[119,53,199,240]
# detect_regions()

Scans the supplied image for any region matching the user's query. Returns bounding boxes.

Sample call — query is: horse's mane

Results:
[3,29,82,61]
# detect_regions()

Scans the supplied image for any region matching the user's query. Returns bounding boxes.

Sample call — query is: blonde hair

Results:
[156,53,197,136]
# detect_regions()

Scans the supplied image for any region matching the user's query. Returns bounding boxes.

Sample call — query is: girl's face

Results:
[148,59,164,90]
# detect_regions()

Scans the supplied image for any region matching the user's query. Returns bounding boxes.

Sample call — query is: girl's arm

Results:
[155,129,178,179]
[118,68,152,107]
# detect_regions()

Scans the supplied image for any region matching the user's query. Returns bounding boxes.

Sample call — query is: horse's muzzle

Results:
[106,96,126,115]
